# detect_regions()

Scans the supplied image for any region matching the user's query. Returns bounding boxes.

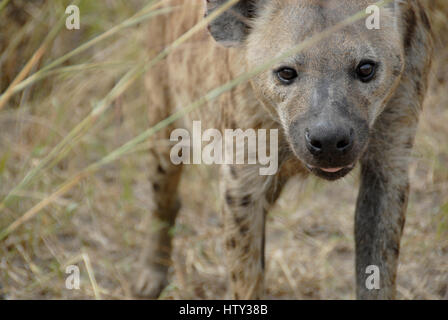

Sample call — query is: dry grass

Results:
[0,0,447,299]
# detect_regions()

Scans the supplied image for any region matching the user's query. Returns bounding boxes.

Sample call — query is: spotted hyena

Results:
[133,0,433,299]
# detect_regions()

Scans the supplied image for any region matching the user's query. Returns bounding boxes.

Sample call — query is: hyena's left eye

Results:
[356,61,377,82]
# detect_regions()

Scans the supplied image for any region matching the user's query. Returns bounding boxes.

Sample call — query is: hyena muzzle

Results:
[133,0,433,300]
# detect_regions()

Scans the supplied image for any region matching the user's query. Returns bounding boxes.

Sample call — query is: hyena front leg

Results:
[132,91,182,299]
[355,106,419,300]
[221,163,285,300]
[132,123,183,298]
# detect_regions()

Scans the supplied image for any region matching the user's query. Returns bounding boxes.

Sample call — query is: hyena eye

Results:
[356,61,377,82]
[276,67,298,84]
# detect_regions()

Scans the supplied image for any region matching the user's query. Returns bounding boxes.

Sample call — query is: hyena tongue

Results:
[320,167,344,173]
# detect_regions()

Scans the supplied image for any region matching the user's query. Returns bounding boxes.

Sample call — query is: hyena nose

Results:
[305,126,354,156]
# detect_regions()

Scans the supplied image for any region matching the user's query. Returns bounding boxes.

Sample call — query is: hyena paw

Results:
[132,268,167,299]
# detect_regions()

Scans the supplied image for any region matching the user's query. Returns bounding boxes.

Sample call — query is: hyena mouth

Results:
[305,163,356,181]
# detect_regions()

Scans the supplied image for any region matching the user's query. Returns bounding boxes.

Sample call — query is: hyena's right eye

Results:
[275,67,298,85]
[356,60,377,83]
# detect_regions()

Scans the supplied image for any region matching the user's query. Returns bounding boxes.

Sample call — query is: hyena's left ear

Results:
[204,0,262,47]
[387,0,431,42]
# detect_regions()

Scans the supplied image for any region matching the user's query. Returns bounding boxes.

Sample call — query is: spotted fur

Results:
[133,0,433,300]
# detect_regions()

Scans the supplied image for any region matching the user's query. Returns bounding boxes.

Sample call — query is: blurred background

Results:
[0,0,447,299]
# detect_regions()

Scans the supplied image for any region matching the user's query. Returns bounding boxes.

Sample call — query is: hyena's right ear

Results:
[205,0,263,47]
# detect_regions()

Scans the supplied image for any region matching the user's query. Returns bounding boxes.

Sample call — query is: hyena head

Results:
[206,0,405,180]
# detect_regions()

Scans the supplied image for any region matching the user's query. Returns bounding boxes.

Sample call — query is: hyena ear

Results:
[387,0,423,41]
[204,0,261,47]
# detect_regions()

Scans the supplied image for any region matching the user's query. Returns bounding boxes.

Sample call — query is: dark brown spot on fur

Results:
[418,3,431,31]
[398,187,409,209]
[415,80,422,96]
[231,272,237,282]
[230,166,237,179]
[227,238,236,249]
[226,191,234,206]
[403,7,417,49]
[241,195,251,207]
[240,224,249,235]
[234,215,245,225]
[405,136,414,149]
[391,243,400,256]
[392,68,401,77]
[157,165,166,174]
[153,183,160,192]
[400,215,406,234]
[399,192,406,206]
